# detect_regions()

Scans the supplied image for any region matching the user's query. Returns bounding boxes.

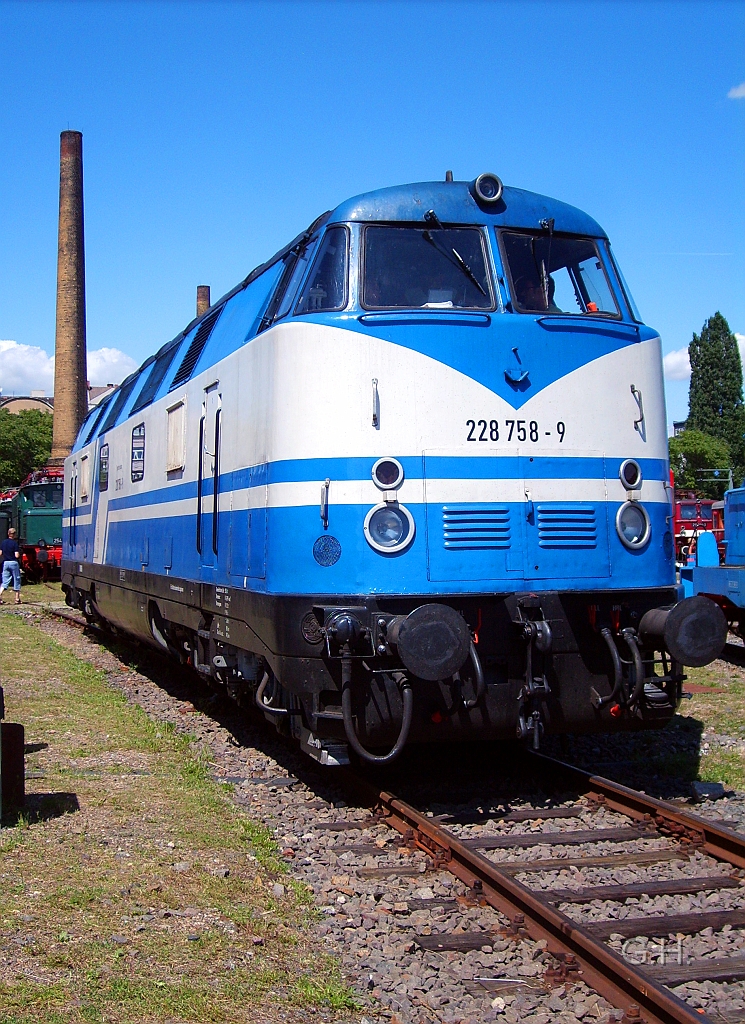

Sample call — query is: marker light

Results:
[616,501,651,550]
[364,502,415,553]
[619,459,643,490]
[372,457,404,490]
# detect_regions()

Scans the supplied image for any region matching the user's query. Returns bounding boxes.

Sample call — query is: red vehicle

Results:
[673,490,722,563]
[5,467,64,582]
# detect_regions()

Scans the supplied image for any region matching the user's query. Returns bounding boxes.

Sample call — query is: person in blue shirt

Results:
[0,528,22,604]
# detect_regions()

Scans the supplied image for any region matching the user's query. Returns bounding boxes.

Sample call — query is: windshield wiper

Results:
[423,210,488,297]
[449,246,487,296]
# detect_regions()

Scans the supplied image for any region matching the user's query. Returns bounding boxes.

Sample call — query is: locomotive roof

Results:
[73,178,609,449]
[328,180,607,238]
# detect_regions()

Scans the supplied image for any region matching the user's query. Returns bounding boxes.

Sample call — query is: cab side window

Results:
[257,237,319,333]
[295,226,349,313]
[99,443,109,491]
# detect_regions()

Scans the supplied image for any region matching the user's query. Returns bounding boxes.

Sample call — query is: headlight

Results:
[372,456,404,490]
[364,502,415,553]
[619,459,643,490]
[616,501,651,550]
[471,172,503,204]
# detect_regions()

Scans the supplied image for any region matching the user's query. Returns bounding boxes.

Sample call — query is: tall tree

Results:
[669,430,731,497]
[0,410,53,487]
[688,311,745,467]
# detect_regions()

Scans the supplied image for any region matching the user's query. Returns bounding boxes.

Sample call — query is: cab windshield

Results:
[501,231,619,317]
[25,484,63,509]
[362,226,493,310]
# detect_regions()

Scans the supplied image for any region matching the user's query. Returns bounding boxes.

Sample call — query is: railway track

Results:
[336,754,745,1024]
[33,604,745,1023]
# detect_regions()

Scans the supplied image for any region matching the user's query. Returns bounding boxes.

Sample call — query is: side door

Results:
[521,449,610,581]
[67,461,78,558]
[198,385,221,573]
[93,440,110,563]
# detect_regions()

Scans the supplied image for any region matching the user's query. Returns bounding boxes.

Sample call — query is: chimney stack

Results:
[50,130,88,462]
[196,285,210,318]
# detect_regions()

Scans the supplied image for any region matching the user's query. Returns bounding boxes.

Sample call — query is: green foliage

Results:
[0,409,53,487]
[668,429,731,497]
[688,312,745,468]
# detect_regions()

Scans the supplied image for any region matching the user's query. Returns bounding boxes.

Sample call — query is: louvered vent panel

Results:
[538,506,597,548]
[442,505,511,549]
[169,306,223,391]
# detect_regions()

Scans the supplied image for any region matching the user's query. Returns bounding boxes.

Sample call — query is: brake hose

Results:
[462,641,485,709]
[341,654,413,764]
[255,670,289,716]
[597,627,623,709]
[623,629,646,708]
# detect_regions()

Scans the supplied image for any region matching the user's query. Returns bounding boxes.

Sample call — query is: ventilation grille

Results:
[169,306,223,391]
[442,505,511,549]
[538,506,597,548]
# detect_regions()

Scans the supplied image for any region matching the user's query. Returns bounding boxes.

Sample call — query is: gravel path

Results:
[15,607,745,1023]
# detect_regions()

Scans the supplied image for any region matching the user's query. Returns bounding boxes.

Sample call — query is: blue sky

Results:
[0,0,743,430]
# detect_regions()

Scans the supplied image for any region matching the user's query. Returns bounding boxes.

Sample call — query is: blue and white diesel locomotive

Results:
[62,174,726,765]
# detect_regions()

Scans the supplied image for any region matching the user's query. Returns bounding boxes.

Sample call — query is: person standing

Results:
[0,528,22,604]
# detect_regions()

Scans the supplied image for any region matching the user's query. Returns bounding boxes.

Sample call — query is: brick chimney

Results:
[197,285,210,318]
[50,130,88,462]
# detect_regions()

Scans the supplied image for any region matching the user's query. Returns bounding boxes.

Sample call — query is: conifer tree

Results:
[688,312,745,468]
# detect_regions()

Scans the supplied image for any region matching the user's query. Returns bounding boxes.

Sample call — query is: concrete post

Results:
[50,130,88,462]
[197,285,210,318]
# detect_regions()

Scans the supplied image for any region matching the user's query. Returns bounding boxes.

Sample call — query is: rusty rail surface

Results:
[342,757,745,1024]
[41,607,743,1023]
[530,751,745,870]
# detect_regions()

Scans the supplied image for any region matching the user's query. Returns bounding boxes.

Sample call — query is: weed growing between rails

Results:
[0,612,359,1024]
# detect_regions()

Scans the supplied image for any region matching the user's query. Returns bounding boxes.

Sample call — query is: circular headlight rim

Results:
[619,458,643,490]
[364,502,416,554]
[616,500,651,551]
[472,172,504,205]
[371,456,404,491]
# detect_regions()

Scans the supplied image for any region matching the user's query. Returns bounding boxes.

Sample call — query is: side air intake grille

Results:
[169,306,223,391]
[538,505,597,548]
[442,505,511,549]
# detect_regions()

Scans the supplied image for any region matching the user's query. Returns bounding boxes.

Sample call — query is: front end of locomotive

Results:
[261,176,726,764]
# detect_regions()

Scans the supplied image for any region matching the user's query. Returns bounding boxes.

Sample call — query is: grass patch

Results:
[0,612,355,1023]
[292,972,360,1010]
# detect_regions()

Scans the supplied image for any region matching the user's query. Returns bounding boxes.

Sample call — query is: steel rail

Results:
[40,607,737,1022]
[529,752,745,869]
[344,771,715,1024]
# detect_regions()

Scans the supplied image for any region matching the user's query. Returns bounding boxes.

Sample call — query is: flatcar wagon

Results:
[62,173,726,765]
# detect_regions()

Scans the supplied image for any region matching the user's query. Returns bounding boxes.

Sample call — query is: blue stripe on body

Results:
[64,455,669,519]
[74,498,674,597]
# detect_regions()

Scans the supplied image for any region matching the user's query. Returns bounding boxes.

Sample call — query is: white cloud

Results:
[728,82,745,99]
[87,347,138,387]
[663,346,691,381]
[0,339,54,395]
[0,339,137,396]
[663,334,745,382]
